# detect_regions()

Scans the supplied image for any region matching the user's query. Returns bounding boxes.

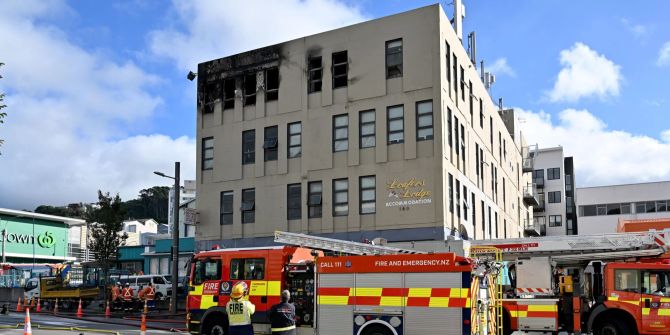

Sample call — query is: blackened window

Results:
[202,137,214,170]
[308,181,323,218]
[288,122,302,158]
[387,105,404,144]
[332,51,348,88]
[287,184,301,220]
[223,78,235,110]
[242,130,255,165]
[220,191,233,225]
[308,56,322,93]
[203,82,217,114]
[549,215,562,227]
[416,100,433,140]
[386,39,403,78]
[448,173,454,213]
[263,126,278,161]
[265,67,279,101]
[241,188,255,224]
[333,178,348,216]
[359,110,375,148]
[333,114,349,152]
[548,191,561,203]
[547,168,561,180]
[360,176,376,214]
[243,73,256,105]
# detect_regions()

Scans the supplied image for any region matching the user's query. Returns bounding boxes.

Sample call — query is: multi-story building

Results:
[168,179,197,237]
[194,4,535,249]
[526,146,578,236]
[577,180,670,235]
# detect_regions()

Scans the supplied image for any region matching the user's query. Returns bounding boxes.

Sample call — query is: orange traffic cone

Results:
[105,301,111,318]
[53,298,58,314]
[140,312,147,335]
[76,298,83,318]
[35,298,41,313]
[16,297,22,312]
[23,308,32,335]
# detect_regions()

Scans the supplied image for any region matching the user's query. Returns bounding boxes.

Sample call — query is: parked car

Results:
[112,275,171,300]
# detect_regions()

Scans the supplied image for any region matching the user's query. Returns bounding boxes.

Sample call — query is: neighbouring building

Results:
[526,146,578,236]
[123,219,159,246]
[617,218,670,233]
[168,179,197,236]
[577,180,670,235]
[194,4,535,249]
[179,198,197,238]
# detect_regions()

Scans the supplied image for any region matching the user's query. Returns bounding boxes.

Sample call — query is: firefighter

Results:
[269,290,296,335]
[140,283,156,308]
[111,282,122,309]
[226,282,255,335]
[121,282,135,311]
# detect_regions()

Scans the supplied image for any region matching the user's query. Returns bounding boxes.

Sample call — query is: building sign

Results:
[1,231,56,248]
[318,253,471,273]
[0,217,68,259]
[385,177,432,207]
[184,208,197,225]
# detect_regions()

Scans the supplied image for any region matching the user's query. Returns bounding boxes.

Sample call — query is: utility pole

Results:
[171,161,180,314]
[2,229,6,263]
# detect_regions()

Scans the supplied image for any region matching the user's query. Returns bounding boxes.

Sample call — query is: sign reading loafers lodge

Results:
[385,177,433,207]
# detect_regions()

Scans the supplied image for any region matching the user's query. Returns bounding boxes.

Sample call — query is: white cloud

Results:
[486,58,516,77]
[657,42,670,66]
[547,43,622,103]
[518,108,670,186]
[620,18,648,39]
[662,129,670,143]
[149,0,367,71]
[0,2,195,209]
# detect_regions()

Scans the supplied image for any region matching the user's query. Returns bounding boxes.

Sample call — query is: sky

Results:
[0,0,669,210]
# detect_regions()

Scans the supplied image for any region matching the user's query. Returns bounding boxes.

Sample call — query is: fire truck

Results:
[187,232,501,335]
[470,230,670,335]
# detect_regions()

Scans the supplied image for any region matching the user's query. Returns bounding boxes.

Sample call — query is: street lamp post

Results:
[154,161,180,315]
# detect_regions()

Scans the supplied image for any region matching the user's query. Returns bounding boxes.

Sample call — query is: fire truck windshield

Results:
[642,270,670,297]
[192,259,221,285]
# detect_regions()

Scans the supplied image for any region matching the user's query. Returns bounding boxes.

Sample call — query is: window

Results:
[456,179,461,218]
[494,211,498,238]
[446,41,451,90]
[481,200,486,237]
[489,116,493,147]
[287,184,301,220]
[479,99,484,128]
[547,168,561,180]
[658,200,668,212]
[333,114,349,152]
[308,56,322,93]
[548,191,561,203]
[153,276,166,285]
[580,205,597,217]
[607,203,621,215]
[243,73,256,105]
[503,139,507,161]
[387,105,404,144]
[203,82,216,114]
[460,124,466,167]
[333,179,348,216]
[386,39,403,78]
[416,100,433,140]
[193,259,221,285]
[288,122,302,158]
[202,137,214,170]
[265,67,279,101]
[453,55,458,99]
[597,204,607,216]
[223,78,235,110]
[263,126,278,161]
[332,51,348,88]
[360,176,376,214]
[549,215,562,227]
[454,117,460,158]
[230,258,265,280]
[447,108,453,148]
[242,130,255,165]
[462,185,468,219]
[469,81,473,122]
[635,202,646,214]
[498,132,502,159]
[472,193,476,237]
[488,206,492,238]
[621,203,632,214]
[308,181,323,218]
[360,110,376,148]
[127,225,136,233]
[241,188,255,224]
[475,143,480,179]
[614,269,640,293]
[642,271,670,296]
[220,191,233,225]
[448,173,454,213]
[460,66,465,101]
[533,169,544,185]
[646,201,657,213]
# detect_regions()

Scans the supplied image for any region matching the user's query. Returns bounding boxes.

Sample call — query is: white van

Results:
[113,275,171,300]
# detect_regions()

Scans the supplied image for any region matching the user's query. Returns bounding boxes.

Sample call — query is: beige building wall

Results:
[195,4,532,248]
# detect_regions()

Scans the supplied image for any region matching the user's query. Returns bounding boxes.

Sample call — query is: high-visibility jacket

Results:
[111,286,121,301]
[122,287,134,301]
[141,286,155,300]
[226,299,255,326]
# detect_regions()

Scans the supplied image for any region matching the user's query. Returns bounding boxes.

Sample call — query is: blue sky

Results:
[1,0,669,209]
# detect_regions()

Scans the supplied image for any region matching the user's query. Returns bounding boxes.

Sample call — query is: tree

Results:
[0,62,6,151]
[86,191,127,299]
[122,186,170,223]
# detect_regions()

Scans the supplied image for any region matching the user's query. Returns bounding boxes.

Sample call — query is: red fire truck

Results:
[187,232,497,335]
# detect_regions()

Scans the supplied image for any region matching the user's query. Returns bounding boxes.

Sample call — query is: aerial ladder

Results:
[273,231,428,255]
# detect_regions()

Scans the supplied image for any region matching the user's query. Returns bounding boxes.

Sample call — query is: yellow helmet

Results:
[231,282,247,299]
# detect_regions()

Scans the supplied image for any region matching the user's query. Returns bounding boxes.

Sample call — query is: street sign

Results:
[184,208,197,225]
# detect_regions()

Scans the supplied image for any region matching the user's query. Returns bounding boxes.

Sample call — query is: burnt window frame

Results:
[243,73,256,106]
[332,114,349,152]
[202,82,217,114]
[359,110,376,148]
[263,126,278,162]
[223,78,235,110]
[332,178,349,217]
[287,122,302,158]
[359,175,376,215]
[265,67,279,101]
[308,181,323,218]
[387,105,404,144]
[242,129,255,165]
[220,191,233,225]
[416,100,433,141]
[308,56,323,93]
[241,188,255,224]
[287,183,302,220]
[332,51,348,89]
[386,39,403,79]
[202,137,214,170]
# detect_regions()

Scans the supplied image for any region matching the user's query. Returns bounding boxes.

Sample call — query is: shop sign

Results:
[385,177,432,207]
[0,231,56,248]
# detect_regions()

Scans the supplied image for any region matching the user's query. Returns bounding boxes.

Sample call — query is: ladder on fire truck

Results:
[274,231,427,255]
[469,230,670,265]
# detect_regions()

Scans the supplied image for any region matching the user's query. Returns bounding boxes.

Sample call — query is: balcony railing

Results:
[522,144,538,173]
[524,218,543,237]
[523,183,540,206]
[534,200,545,212]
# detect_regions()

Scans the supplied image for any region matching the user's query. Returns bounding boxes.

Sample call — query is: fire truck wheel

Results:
[594,317,633,335]
[360,323,393,335]
[202,317,228,335]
